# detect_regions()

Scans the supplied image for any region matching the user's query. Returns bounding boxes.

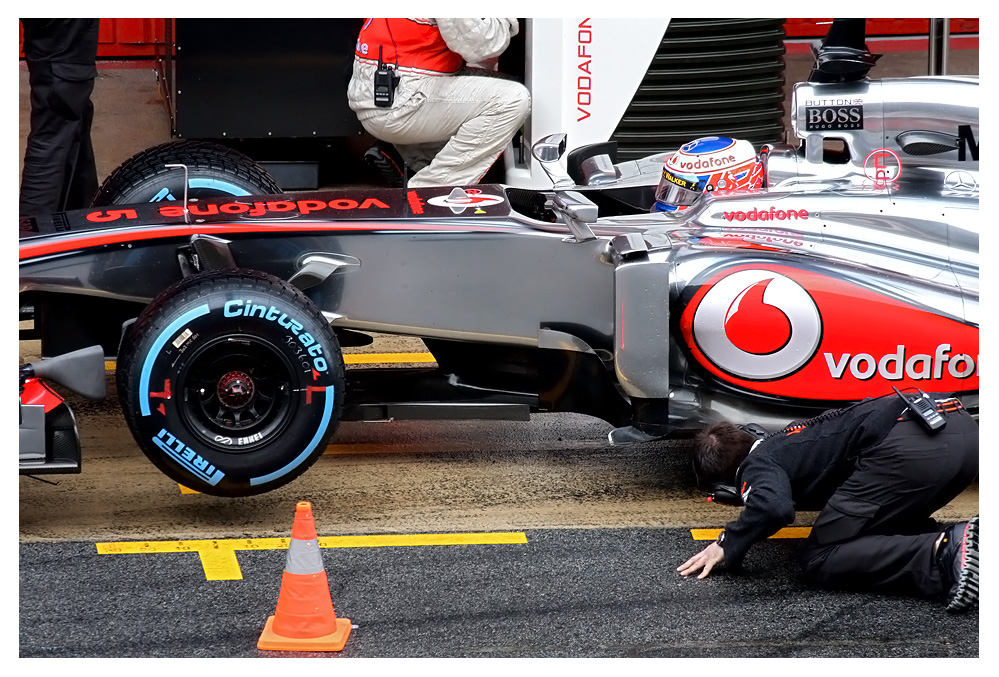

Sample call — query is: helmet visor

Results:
[655,170,702,208]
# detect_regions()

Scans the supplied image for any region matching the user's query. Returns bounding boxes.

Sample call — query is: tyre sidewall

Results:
[124,277,342,495]
[115,167,264,204]
[92,141,283,207]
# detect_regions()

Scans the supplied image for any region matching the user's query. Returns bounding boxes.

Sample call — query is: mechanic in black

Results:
[19,19,100,218]
[677,393,979,612]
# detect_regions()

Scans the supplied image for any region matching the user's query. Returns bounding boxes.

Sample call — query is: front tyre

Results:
[117,270,345,496]
[92,140,283,206]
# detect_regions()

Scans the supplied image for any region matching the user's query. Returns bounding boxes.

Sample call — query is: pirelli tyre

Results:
[92,140,283,206]
[116,269,345,496]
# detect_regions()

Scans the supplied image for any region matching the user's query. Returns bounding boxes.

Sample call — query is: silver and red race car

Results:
[19,25,978,496]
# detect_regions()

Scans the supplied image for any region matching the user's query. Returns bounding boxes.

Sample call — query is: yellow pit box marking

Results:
[344,352,435,364]
[103,352,436,373]
[691,527,812,540]
[96,532,528,581]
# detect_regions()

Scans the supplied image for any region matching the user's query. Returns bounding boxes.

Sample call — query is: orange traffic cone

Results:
[257,501,352,651]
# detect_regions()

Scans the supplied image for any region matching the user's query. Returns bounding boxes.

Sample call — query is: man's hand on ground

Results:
[677,541,725,579]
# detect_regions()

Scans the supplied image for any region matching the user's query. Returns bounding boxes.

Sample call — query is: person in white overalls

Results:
[347,18,530,188]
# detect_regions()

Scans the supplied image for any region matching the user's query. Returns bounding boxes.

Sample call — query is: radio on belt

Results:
[374,46,399,108]
[893,386,946,432]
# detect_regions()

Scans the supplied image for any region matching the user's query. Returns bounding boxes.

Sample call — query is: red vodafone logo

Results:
[679,263,978,400]
[689,269,821,380]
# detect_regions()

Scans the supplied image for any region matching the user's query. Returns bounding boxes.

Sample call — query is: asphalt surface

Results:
[18,382,981,659]
[18,398,981,659]
[20,527,979,658]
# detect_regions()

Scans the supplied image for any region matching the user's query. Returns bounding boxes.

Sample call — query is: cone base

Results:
[257,615,352,652]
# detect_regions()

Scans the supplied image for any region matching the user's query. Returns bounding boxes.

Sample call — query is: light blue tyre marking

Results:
[139,304,211,416]
[152,428,225,486]
[250,385,335,486]
[147,179,249,203]
[189,178,250,195]
[150,187,176,202]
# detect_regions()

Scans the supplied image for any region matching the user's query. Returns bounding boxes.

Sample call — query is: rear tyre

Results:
[116,269,345,496]
[92,140,283,206]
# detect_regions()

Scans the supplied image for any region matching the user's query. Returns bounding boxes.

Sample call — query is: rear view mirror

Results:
[532,133,573,188]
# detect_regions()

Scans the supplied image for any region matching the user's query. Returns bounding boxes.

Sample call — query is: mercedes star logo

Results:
[944,171,978,193]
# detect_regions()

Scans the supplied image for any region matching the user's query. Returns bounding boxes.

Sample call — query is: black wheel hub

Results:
[178,336,297,451]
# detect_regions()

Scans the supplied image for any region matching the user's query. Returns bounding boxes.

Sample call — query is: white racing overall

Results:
[347,18,530,188]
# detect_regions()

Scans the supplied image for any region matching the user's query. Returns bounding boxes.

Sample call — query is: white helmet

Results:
[654,136,765,212]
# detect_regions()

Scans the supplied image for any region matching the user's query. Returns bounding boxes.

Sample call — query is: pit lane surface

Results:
[19,361,979,658]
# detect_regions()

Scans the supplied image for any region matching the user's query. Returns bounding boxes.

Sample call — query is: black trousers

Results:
[798,409,978,599]
[19,19,100,217]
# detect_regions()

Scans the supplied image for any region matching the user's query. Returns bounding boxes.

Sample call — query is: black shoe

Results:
[363,143,406,188]
[936,515,979,612]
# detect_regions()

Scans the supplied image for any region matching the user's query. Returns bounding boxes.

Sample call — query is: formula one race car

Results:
[19,21,978,496]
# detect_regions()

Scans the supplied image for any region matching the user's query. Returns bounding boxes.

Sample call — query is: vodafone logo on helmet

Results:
[670,154,738,172]
[691,269,821,380]
[666,136,745,174]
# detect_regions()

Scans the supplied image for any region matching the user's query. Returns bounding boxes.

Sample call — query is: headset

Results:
[702,423,768,506]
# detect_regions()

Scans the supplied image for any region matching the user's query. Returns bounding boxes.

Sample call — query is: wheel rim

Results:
[177,334,297,453]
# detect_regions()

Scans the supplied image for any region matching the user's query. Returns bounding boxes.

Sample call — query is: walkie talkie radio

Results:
[374,46,399,108]
[893,386,946,432]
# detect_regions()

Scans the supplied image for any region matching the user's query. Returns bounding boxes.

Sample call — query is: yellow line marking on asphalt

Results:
[96,532,528,581]
[344,352,435,364]
[691,527,812,540]
[105,352,436,373]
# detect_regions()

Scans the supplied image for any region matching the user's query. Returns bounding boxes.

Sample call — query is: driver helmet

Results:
[653,136,765,212]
